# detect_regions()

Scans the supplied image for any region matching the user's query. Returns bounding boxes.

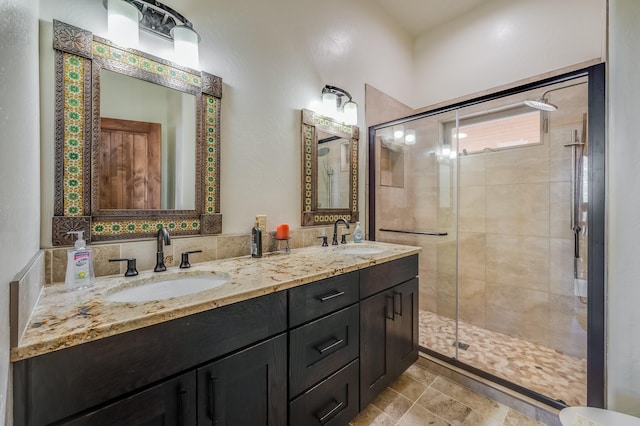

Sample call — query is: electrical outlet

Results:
[255,215,267,231]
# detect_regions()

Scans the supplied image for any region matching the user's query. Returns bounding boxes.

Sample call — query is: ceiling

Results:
[371,0,494,37]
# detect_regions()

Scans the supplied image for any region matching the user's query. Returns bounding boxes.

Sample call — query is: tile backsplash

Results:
[44,226,334,285]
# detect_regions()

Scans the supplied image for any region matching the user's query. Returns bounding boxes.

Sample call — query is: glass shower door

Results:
[372,75,590,407]
[453,80,589,407]
[373,109,459,359]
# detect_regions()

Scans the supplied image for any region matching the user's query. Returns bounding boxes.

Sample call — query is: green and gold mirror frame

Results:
[51,20,222,246]
[301,109,359,226]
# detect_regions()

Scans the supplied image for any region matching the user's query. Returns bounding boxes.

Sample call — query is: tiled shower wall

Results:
[377,82,588,359]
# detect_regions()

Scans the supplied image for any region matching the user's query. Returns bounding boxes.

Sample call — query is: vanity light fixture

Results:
[103,0,201,69]
[321,85,358,125]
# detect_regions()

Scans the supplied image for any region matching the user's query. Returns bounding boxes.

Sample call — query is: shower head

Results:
[318,146,330,157]
[524,98,558,112]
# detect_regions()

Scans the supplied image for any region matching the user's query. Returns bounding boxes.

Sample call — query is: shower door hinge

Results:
[543,117,549,134]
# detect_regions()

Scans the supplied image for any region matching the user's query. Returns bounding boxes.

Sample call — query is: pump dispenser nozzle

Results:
[67,231,86,249]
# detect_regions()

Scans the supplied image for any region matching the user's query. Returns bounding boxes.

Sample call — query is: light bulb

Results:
[107,0,140,49]
[393,126,404,141]
[172,25,200,69]
[343,100,357,125]
[404,129,416,145]
[322,92,338,118]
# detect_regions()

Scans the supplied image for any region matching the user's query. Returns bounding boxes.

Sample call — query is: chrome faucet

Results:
[332,218,350,245]
[154,226,171,272]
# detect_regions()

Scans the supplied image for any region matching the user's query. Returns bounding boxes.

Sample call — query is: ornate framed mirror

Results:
[301,109,359,226]
[51,20,222,245]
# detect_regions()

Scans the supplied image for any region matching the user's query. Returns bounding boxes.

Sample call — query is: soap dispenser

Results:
[65,231,95,291]
[353,221,363,243]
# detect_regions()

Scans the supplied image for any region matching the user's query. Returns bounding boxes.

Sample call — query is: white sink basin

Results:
[104,273,230,303]
[333,245,386,255]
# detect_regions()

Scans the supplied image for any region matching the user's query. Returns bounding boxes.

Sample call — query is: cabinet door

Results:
[197,333,287,426]
[359,289,395,408]
[359,278,419,409]
[392,278,419,376]
[63,372,196,426]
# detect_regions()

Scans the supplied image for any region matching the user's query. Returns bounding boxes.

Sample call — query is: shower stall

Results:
[369,66,605,408]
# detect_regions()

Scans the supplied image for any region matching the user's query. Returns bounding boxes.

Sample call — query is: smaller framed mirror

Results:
[301,109,359,226]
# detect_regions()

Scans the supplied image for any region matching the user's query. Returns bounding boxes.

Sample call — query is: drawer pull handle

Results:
[178,387,187,426]
[386,295,395,321]
[317,290,345,302]
[208,376,217,424]
[394,291,403,316]
[316,399,344,423]
[315,337,345,354]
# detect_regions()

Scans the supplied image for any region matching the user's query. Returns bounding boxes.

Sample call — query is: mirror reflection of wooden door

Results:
[99,117,161,209]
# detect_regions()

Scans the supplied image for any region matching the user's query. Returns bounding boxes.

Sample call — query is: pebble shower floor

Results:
[418,310,587,407]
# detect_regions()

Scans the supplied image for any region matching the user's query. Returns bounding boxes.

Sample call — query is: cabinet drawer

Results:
[290,359,359,426]
[289,305,359,397]
[289,271,359,327]
[360,254,418,299]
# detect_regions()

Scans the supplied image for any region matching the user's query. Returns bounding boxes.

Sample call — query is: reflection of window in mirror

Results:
[100,69,197,210]
[448,106,541,155]
[380,142,405,188]
[340,142,349,172]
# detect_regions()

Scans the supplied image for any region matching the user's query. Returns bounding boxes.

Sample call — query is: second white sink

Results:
[333,244,386,255]
[104,273,230,303]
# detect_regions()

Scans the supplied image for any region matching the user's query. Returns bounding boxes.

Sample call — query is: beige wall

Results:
[412,0,605,107]
[607,0,640,416]
[0,0,41,423]
[37,0,416,246]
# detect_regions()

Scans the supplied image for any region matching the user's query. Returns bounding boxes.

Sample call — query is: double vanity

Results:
[12,241,420,425]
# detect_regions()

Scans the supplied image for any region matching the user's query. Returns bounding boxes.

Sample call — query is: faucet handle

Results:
[180,250,202,269]
[109,258,139,277]
[317,236,328,247]
[341,233,350,244]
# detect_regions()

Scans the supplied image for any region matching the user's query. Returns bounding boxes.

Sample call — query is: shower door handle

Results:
[573,225,582,259]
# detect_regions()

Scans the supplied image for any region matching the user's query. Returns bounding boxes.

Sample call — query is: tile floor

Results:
[350,363,551,425]
[418,310,586,407]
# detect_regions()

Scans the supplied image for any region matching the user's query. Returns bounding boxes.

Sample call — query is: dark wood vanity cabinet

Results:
[13,254,419,426]
[359,255,419,409]
[13,292,287,426]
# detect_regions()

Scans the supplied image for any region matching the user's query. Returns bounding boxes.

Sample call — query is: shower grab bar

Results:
[379,228,448,236]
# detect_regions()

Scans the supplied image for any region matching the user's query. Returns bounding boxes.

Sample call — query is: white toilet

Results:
[560,407,640,426]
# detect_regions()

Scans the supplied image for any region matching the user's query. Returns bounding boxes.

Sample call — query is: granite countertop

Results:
[11,241,420,362]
